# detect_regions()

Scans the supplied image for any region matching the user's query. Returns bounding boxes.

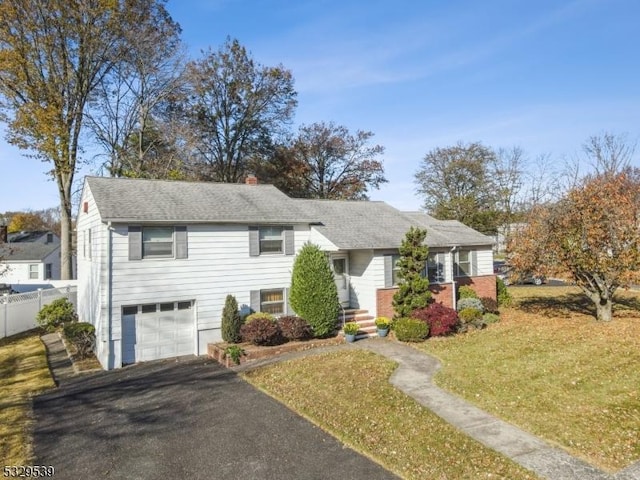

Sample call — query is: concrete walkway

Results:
[354,339,639,480]
[40,333,76,384]
[233,338,640,480]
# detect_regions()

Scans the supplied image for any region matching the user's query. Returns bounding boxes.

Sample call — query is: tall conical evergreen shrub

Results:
[221,294,242,343]
[290,243,340,338]
[392,227,431,318]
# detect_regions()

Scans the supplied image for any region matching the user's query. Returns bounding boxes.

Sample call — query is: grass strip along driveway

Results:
[0,331,55,464]
[418,286,640,473]
[243,349,538,480]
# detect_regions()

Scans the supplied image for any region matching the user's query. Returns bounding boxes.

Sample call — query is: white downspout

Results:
[107,221,114,368]
[450,245,458,309]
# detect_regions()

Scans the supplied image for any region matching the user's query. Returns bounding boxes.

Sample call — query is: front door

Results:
[331,253,350,307]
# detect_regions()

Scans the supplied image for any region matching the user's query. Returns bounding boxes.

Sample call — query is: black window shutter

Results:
[249,226,259,256]
[284,226,294,255]
[175,226,188,259]
[250,290,260,312]
[128,226,142,260]
[383,255,393,288]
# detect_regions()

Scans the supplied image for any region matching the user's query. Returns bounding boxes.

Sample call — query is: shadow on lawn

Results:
[517,291,640,318]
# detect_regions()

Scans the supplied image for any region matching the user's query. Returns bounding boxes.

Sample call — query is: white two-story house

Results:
[77,176,495,369]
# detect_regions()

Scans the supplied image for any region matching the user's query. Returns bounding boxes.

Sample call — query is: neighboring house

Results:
[77,176,496,370]
[0,228,62,285]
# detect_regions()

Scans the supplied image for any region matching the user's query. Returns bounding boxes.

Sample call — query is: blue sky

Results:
[1,0,639,212]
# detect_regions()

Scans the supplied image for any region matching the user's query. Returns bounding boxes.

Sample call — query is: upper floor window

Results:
[142,227,174,258]
[128,226,187,260]
[249,226,294,256]
[45,263,52,279]
[259,227,284,254]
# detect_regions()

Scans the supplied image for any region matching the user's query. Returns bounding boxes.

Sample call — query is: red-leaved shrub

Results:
[411,302,459,337]
[240,318,283,346]
[278,316,312,341]
[480,296,499,314]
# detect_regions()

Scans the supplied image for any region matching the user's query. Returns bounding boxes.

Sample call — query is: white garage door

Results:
[122,301,195,365]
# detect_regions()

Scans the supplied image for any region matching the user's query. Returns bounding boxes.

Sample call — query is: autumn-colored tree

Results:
[0,0,178,279]
[7,212,48,233]
[508,169,640,321]
[184,38,297,182]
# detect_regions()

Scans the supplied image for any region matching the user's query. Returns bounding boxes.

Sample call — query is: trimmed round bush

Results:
[63,322,95,359]
[245,312,276,324]
[457,297,485,313]
[240,317,283,346]
[457,285,478,299]
[278,316,312,341]
[483,312,500,324]
[290,243,340,338]
[37,297,78,332]
[458,307,483,324]
[480,296,499,314]
[411,303,459,337]
[394,318,429,342]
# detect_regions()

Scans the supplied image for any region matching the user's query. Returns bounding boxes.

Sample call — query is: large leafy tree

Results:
[260,122,387,200]
[508,169,640,321]
[184,38,297,182]
[392,227,431,318]
[415,142,501,234]
[87,6,184,179]
[0,0,178,279]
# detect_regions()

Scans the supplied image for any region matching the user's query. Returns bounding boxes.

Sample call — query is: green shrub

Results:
[456,297,484,313]
[497,277,512,307]
[483,313,500,324]
[245,312,276,323]
[458,286,478,299]
[240,317,283,346]
[458,307,483,324]
[394,318,429,342]
[221,294,242,343]
[37,297,77,332]
[224,345,246,365]
[63,322,95,359]
[480,296,499,314]
[290,243,340,338]
[278,316,312,341]
[392,227,431,318]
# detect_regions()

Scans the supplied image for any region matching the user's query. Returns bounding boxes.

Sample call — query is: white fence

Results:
[1,285,78,339]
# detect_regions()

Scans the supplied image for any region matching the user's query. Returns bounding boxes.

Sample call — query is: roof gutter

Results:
[107,221,114,369]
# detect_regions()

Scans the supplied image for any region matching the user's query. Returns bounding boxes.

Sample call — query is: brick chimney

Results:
[0,225,7,244]
[245,174,258,185]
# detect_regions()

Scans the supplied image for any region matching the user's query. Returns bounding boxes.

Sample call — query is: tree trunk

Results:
[595,296,613,322]
[58,173,74,281]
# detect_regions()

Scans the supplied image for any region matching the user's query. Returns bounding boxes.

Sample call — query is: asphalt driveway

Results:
[33,357,398,480]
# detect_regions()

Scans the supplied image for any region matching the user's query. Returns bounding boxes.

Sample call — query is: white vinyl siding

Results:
[106,223,311,359]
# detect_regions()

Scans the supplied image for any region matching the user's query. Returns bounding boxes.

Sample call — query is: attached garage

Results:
[121,301,195,365]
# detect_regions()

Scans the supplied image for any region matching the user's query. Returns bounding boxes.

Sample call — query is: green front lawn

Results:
[0,331,55,464]
[243,349,538,479]
[417,286,640,472]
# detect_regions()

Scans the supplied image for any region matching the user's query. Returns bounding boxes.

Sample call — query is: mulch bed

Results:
[208,336,345,368]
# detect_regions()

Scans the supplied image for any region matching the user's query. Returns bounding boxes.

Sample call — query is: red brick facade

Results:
[376,275,497,317]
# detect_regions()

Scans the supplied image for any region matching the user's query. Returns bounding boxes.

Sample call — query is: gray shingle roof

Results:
[297,200,493,249]
[85,177,320,224]
[84,177,493,249]
[4,243,59,261]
